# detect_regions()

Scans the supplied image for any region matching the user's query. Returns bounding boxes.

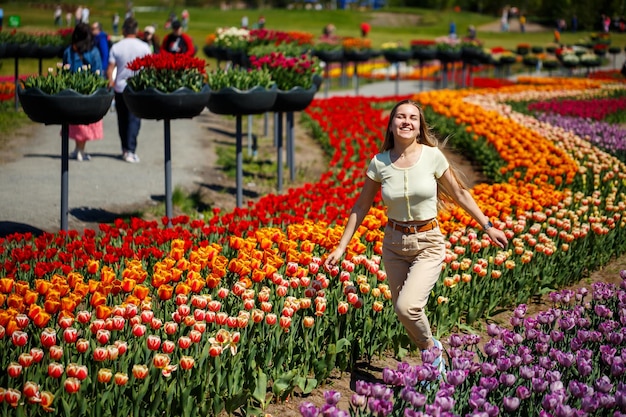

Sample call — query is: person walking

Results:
[324,100,508,373]
[112,13,120,35]
[62,23,105,161]
[161,20,195,55]
[140,25,159,53]
[107,17,151,164]
[91,22,109,70]
[54,5,63,27]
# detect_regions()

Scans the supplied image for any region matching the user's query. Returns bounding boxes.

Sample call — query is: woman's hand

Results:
[487,228,508,248]
[324,247,345,269]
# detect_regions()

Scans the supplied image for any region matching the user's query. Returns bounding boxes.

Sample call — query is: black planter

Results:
[0,43,6,59]
[37,45,66,59]
[498,55,517,65]
[382,50,413,63]
[123,85,210,120]
[18,86,114,125]
[412,48,437,62]
[542,60,559,70]
[344,50,371,62]
[203,44,217,59]
[436,49,462,63]
[313,49,344,63]
[461,47,484,61]
[228,49,249,67]
[271,85,317,112]
[207,85,277,116]
[3,43,19,58]
[18,43,38,58]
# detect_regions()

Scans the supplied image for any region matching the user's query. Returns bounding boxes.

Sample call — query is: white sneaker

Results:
[431,337,446,376]
[70,150,91,161]
[123,152,140,163]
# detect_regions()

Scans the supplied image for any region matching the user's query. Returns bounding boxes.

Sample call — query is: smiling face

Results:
[391,103,421,144]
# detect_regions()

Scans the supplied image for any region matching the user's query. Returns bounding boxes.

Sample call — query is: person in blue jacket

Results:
[90,22,110,71]
[62,23,105,161]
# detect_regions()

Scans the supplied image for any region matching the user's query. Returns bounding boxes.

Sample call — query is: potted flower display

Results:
[312,40,344,63]
[206,67,276,115]
[248,51,321,112]
[342,37,374,62]
[410,39,437,62]
[123,53,210,120]
[18,63,112,125]
[435,38,462,63]
[381,42,413,63]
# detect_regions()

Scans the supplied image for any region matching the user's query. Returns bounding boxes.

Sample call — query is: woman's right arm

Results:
[324,177,380,267]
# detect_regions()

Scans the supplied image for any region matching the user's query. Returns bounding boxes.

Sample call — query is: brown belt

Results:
[388,219,437,234]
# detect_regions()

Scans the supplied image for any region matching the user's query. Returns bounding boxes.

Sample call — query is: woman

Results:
[324,100,508,373]
[62,22,104,161]
[141,25,160,53]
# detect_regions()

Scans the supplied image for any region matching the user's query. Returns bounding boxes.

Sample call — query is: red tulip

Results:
[189,330,202,344]
[67,363,88,380]
[265,313,277,326]
[40,390,54,411]
[76,310,91,324]
[96,329,111,344]
[114,372,129,386]
[49,345,63,360]
[150,317,163,330]
[93,346,108,362]
[153,353,171,369]
[7,362,22,378]
[29,347,44,363]
[164,321,178,335]
[303,316,315,328]
[63,327,78,344]
[215,312,228,325]
[97,368,112,383]
[47,362,64,378]
[209,343,222,357]
[4,388,21,407]
[279,316,292,331]
[15,314,29,328]
[132,324,146,337]
[180,355,195,370]
[147,334,161,351]
[162,340,175,354]
[124,303,138,318]
[132,364,149,380]
[18,353,34,368]
[75,338,89,354]
[217,288,229,299]
[11,330,28,347]
[114,340,128,355]
[337,301,349,315]
[57,315,74,329]
[64,377,81,394]
[90,319,106,333]
[178,336,192,350]
[22,381,39,399]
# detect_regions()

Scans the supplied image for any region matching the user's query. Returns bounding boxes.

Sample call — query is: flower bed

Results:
[1,77,626,416]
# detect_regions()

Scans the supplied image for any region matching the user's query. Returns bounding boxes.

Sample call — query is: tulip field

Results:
[2,74,626,416]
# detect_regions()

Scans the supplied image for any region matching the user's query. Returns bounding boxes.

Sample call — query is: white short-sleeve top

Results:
[366,145,449,222]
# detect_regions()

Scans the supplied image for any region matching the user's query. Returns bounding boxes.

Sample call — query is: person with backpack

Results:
[161,20,195,56]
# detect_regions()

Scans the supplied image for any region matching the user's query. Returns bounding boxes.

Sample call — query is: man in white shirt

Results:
[107,17,151,163]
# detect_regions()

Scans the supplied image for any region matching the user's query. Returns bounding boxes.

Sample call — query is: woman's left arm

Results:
[438,168,508,248]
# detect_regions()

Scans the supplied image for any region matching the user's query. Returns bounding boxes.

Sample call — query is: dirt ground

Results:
[5,105,626,417]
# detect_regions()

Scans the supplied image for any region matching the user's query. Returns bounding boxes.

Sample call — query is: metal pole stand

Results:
[163,119,173,227]
[60,123,70,231]
[276,112,284,194]
[287,112,295,181]
[236,115,243,207]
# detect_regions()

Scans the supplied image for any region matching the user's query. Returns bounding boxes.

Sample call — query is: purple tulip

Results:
[576,317,591,328]
[451,356,471,371]
[581,394,600,414]
[469,388,487,410]
[610,331,624,346]
[446,369,469,387]
[509,354,523,368]
[532,377,549,393]
[554,404,576,417]
[401,388,426,409]
[483,402,499,417]
[483,339,504,358]
[556,351,576,368]
[324,390,341,405]
[601,345,618,366]
[526,328,539,340]
[535,342,549,355]
[558,315,576,331]
[354,380,371,396]
[514,304,528,318]
[620,269,626,280]
[501,329,523,346]
[577,358,593,377]
[551,330,565,343]
[595,375,614,394]
[516,385,532,400]
[615,384,626,412]
[539,356,554,370]
[351,394,366,408]
[481,362,497,377]
[542,392,562,410]
[568,380,593,399]
[486,323,501,337]
[577,349,593,360]
[464,334,481,346]
[479,376,499,392]
[611,357,625,378]
[520,365,535,380]
[434,395,455,412]
[499,373,517,387]
[597,392,616,409]
[510,316,522,327]
[448,334,463,348]
[496,356,512,372]
[502,396,520,412]
[382,368,402,386]
[299,402,320,417]
[367,397,393,416]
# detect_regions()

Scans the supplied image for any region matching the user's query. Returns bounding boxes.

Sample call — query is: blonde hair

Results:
[381,99,469,207]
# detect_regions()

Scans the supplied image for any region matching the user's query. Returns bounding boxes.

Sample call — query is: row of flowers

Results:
[2,76,626,415]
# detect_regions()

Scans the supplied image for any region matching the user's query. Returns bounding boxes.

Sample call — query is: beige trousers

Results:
[382,223,445,349]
